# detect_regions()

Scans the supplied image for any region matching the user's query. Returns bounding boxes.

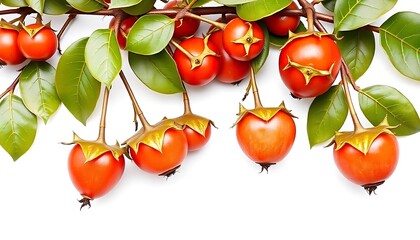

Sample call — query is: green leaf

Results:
[123,0,155,15]
[25,0,45,14]
[337,29,375,81]
[56,37,101,125]
[215,0,256,5]
[126,14,174,56]
[322,0,336,12]
[0,94,37,161]
[380,12,420,81]
[85,29,122,88]
[251,21,269,73]
[236,0,292,21]
[358,85,420,136]
[128,50,185,94]
[19,61,60,124]
[269,22,306,47]
[109,0,141,9]
[66,0,103,12]
[191,0,211,7]
[44,0,71,15]
[334,0,397,32]
[307,85,348,147]
[2,0,27,7]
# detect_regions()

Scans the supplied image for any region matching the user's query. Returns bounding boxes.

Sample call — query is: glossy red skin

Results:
[184,123,211,151]
[236,111,296,164]
[109,16,137,49]
[17,23,57,61]
[279,35,341,98]
[68,144,125,200]
[0,28,26,65]
[164,0,200,39]
[333,133,399,186]
[173,37,221,86]
[208,30,250,83]
[262,1,300,36]
[129,128,188,175]
[222,18,265,61]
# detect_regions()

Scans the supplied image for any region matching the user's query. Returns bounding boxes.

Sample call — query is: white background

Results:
[1,1,420,239]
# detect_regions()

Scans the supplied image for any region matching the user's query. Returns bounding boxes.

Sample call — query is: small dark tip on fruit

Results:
[159,165,181,179]
[78,197,92,211]
[362,181,385,195]
[290,93,301,100]
[258,163,276,174]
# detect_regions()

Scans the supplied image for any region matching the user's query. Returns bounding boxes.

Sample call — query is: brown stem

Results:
[183,90,192,114]
[174,0,197,20]
[97,87,110,143]
[119,71,152,129]
[340,66,364,132]
[297,0,315,32]
[341,58,360,91]
[57,14,76,54]
[249,67,263,108]
[0,74,20,100]
[185,12,226,30]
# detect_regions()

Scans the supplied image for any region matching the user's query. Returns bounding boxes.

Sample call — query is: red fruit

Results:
[164,0,201,39]
[68,144,125,206]
[173,37,221,86]
[279,34,341,98]
[222,18,265,61]
[129,128,188,175]
[183,123,212,151]
[262,1,300,36]
[333,133,399,193]
[17,23,57,61]
[109,16,137,49]
[208,29,250,84]
[0,27,26,65]
[236,110,296,169]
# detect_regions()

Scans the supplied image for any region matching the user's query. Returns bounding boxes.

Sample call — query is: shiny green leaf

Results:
[337,29,375,81]
[269,22,306,47]
[0,94,37,161]
[66,0,103,12]
[25,0,44,14]
[322,0,336,12]
[19,61,60,124]
[44,0,71,15]
[334,0,397,32]
[359,85,420,136]
[215,0,256,5]
[85,29,122,88]
[56,38,101,125]
[2,0,27,7]
[123,0,155,15]
[251,21,269,73]
[236,0,292,21]
[109,0,141,9]
[380,12,420,81]
[307,85,348,147]
[128,50,184,94]
[126,14,174,56]
[191,0,211,7]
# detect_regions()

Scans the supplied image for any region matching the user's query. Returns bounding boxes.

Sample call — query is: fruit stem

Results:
[119,71,152,130]
[57,14,77,54]
[182,90,192,114]
[297,0,315,32]
[174,0,198,21]
[249,66,263,108]
[170,39,195,60]
[0,73,20,100]
[340,66,364,132]
[97,86,110,143]
[185,12,226,30]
